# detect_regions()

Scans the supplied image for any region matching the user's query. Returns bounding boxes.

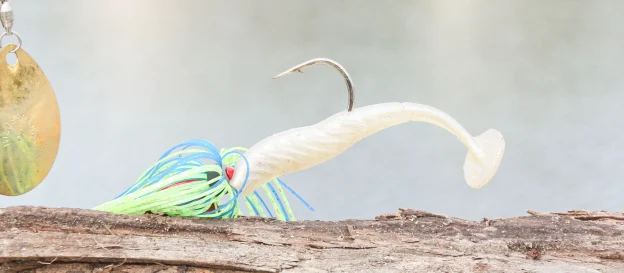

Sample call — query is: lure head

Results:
[228,161,251,195]
[157,166,238,214]
[463,129,505,189]
[161,166,235,191]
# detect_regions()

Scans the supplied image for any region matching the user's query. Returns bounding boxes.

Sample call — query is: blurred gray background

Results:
[2,0,623,221]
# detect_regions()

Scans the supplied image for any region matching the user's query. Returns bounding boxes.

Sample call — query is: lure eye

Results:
[225,166,235,180]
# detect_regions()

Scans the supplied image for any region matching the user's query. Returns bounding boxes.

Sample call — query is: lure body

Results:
[230,102,505,196]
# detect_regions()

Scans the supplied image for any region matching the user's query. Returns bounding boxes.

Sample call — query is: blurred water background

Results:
[2,0,623,221]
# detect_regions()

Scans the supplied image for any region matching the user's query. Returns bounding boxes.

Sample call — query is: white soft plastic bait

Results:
[230,58,505,196]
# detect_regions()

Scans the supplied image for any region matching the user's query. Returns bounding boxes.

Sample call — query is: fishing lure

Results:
[95,58,505,221]
[0,1,61,196]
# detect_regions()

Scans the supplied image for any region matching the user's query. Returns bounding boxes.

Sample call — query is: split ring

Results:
[0,31,22,53]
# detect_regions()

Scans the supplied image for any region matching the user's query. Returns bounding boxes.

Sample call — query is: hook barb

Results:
[272,58,355,112]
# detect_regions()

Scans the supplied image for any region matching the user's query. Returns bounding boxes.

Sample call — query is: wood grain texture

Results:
[1,206,623,272]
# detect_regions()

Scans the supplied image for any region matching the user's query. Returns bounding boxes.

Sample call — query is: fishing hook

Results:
[273,58,355,112]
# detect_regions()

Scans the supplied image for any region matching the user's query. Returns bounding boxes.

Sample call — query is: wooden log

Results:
[0,206,623,272]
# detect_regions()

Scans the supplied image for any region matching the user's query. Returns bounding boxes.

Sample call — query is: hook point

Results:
[272,68,303,79]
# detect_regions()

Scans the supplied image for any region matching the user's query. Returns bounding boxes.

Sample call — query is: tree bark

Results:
[0,206,623,273]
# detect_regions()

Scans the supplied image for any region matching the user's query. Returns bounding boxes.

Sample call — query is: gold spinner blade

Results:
[0,44,61,196]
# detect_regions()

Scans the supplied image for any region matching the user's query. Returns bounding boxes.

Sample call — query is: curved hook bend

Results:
[272,58,355,112]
